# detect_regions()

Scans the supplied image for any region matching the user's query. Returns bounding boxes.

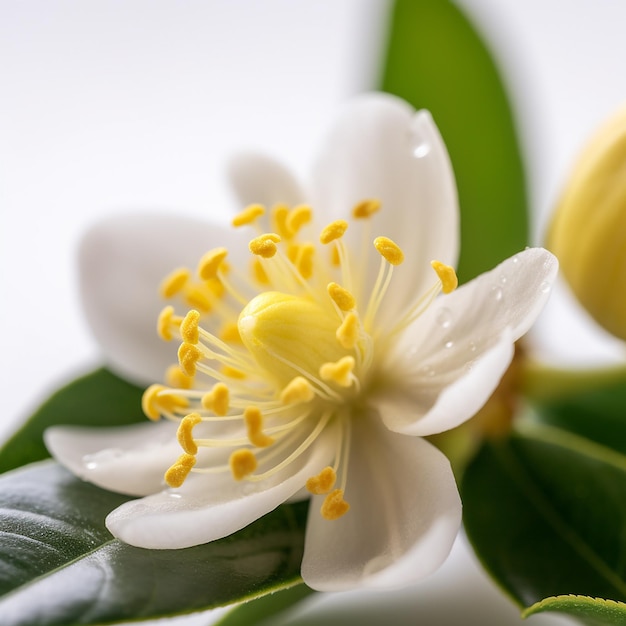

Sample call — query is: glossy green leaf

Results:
[0,368,145,474]
[461,423,626,618]
[216,584,315,626]
[524,595,626,626]
[0,461,308,626]
[380,0,528,283]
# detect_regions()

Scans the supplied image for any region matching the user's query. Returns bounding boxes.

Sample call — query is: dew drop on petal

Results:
[82,448,124,470]
[512,255,519,264]
[540,281,551,294]
[420,364,436,378]
[444,340,454,349]
[436,307,452,329]
[491,286,504,302]
[468,340,477,353]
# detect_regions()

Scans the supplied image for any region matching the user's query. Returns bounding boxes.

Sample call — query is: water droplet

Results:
[540,281,551,294]
[420,364,436,377]
[444,340,454,350]
[413,142,430,158]
[82,448,124,470]
[491,286,503,302]
[468,340,477,353]
[436,307,452,329]
[500,274,507,285]
[512,255,519,264]
[166,490,183,499]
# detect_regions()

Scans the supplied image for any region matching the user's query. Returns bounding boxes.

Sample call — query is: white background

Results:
[2,1,626,624]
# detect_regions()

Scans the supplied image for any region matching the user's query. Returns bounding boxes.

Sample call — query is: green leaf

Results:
[216,584,315,626]
[0,368,145,474]
[524,595,626,626]
[461,423,626,616]
[380,0,528,283]
[0,461,308,626]
[528,368,626,456]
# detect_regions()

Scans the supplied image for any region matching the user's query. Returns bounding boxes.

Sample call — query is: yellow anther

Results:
[320,219,348,244]
[336,312,359,349]
[157,305,182,342]
[306,466,336,495]
[180,309,200,344]
[321,488,350,520]
[142,384,167,421]
[206,277,226,299]
[183,284,212,313]
[177,412,202,455]
[164,453,196,488]
[232,203,265,227]
[219,321,243,344]
[244,406,274,448]
[197,247,228,281]
[327,282,356,311]
[165,365,194,390]
[251,257,270,284]
[374,236,404,265]
[286,204,312,236]
[431,260,458,294]
[229,449,257,480]
[352,198,381,219]
[222,365,246,379]
[280,376,315,404]
[201,382,230,416]
[296,243,315,279]
[249,233,281,258]
[178,342,202,377]
[271,204,291,239]
[319,356,356,388]
[160,267,190,299]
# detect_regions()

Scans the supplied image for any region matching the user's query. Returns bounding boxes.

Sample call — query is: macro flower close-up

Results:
[45,93,558,592]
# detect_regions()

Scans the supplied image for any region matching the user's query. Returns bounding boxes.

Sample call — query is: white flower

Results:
[46,93,557,592]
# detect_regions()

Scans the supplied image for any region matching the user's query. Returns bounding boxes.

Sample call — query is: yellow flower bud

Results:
[548,107,626,340]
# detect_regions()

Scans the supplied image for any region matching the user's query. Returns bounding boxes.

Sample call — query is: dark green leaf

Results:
[0,368,145,473]
[216,584,315,626]
[380,0,528,283]
[528,367,626,456]
[524,595,626,626]
[461,423,626,616]
[0,461,308,626]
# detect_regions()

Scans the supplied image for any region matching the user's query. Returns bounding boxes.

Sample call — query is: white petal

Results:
[311,93,458,318]
[379,248,558,436]
[45,421,179,496]
[105,421,339,549]
[301,416,461,591]
[79,213,246,385]
[227,152,306,210]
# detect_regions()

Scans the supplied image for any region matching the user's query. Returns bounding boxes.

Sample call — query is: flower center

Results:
[142,199,457,520]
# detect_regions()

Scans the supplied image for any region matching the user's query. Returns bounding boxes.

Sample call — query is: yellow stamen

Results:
[319,356,355,387]
[244,406,274,448]
[286,204,312,236]
[180,309,200,344]
[296,243,315,279]
[165,453,196,488]
[198,248,228,281]
[271,204,291,239]
[206,276,226,299]
[141,385,190,420]
[374,236,404,265]
[201,382,230,416]
[330,245,341,267]
[178,342,202,377]
[431,260,458,294]
[352,198,381,219]
[336,312,359,349]
[229,449,257,480]
[232,203,265,227]
[320,219,348,244]
[306,466,336,495]
[183,284,212,313]
[251,257,270,284]
[219,321,243,344]
[177,412,202,455]
[249,233,281,258]
[165,365,194,390]
[327,282,355,311]
[280,376,315,404]
[222,365,246,379]
[321,488,350,520]
[157,305,181,341]
[160,267,190,299]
